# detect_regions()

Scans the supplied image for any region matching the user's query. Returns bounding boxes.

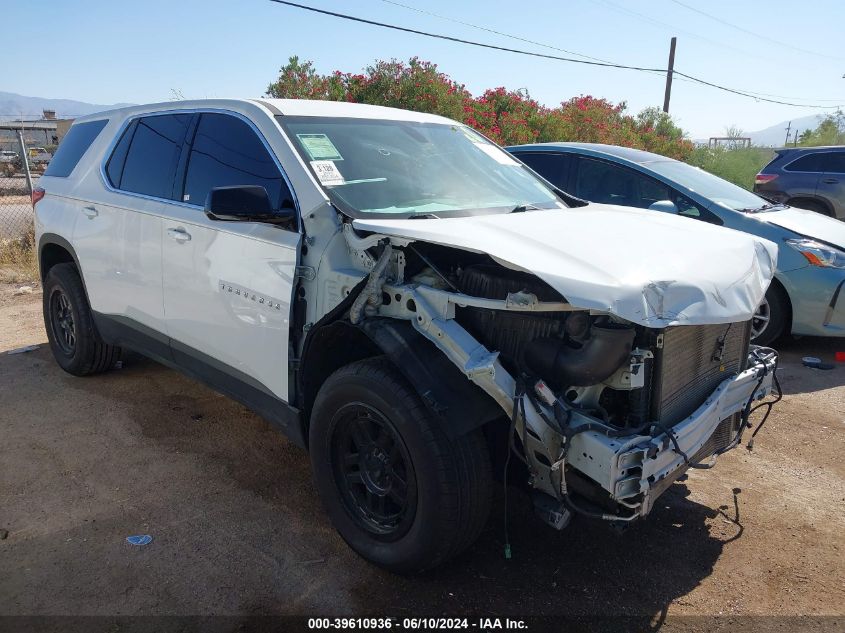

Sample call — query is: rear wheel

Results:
[752,283,789,346]
[43,263,121,376]
[309,357,492,573]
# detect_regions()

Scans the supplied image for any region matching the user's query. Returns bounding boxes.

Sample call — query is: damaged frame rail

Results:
[376,279,586,499]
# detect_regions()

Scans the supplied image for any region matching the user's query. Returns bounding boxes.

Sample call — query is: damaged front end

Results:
[340,218,780,529]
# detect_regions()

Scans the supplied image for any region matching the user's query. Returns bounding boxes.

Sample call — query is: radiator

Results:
[651,321,751,426]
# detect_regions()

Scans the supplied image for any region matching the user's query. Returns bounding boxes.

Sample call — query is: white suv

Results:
[35,99,779,573]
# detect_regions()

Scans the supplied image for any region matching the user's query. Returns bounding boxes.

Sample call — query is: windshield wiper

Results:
[739,203,781,213]
[510,203,543,213]
[408,212,440,219]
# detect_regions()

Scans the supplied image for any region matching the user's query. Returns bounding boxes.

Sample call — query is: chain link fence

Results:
[0,132,45,277]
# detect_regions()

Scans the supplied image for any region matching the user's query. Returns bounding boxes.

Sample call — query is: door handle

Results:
[823,178,839,184]
[167,227,192,243]
[82,206,98,219]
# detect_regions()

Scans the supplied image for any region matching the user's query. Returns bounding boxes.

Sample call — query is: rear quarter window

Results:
[784,153,828,173]
[43,119,108,177]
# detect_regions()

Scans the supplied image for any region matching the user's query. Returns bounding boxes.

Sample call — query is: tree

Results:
[799,111,845,146]
[266,56,347,101]
[264,56,694,160]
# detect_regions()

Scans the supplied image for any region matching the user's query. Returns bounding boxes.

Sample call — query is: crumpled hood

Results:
[756,206,845,249]
[353,204,778,327]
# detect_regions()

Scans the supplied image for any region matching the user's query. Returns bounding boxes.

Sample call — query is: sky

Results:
[4,0,844,138]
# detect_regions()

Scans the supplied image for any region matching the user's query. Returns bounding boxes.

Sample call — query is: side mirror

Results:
[204,185,295,224]
[648,200,678,214]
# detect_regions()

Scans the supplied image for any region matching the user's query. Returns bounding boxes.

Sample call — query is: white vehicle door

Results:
[161,111,300,405]
[73,113,195,350]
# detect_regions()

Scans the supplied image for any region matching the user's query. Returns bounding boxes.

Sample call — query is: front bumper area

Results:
[779,266,845,337]
[565,348,778,519]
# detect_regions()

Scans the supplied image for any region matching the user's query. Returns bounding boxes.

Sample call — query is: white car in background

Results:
[34,99,778,573]
[28,147,52,165]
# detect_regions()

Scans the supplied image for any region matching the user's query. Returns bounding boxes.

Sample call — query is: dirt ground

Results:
[1,282,843,625]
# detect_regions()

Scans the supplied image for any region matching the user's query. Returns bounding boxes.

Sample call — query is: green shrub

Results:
[688,146,774,190]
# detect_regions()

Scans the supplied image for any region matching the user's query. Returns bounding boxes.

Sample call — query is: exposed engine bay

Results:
[332,224,780,529]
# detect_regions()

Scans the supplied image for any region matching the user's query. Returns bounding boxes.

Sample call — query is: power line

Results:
[377,0,616,65]
[376,0,681,88]
[585,0,777,64]
[674,71,843,109]
[669,0,844,62]
[267,0,664,73]
[381,0,843,104]
[586,0,845,102]
[266,0,845,109]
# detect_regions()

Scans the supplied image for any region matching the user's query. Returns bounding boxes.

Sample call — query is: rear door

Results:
[817,151,845,218]
[72,113,193,347]
[161,111,300,404]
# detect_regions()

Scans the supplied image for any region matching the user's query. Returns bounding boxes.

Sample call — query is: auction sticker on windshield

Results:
[473,142,519,166]
[311,160,345,186]
[297,134,343,161]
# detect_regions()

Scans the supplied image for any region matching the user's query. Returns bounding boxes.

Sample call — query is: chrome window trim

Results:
[98,107,302,232]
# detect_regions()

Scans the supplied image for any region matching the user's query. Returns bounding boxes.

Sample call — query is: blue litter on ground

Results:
[126,535,152,545]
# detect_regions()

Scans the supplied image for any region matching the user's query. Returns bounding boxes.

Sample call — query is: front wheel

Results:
[309,357,493,574]
[751,284,789,346]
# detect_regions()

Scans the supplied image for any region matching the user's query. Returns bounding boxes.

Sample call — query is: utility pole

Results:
[663,37,677,113]
[784,121,792,146]
[793,129,799,146]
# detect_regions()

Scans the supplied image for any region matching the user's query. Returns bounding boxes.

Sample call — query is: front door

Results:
[161,112,300,404]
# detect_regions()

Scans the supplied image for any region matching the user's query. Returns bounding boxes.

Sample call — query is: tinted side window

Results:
[574,157,670,209]
[105,120,137,188]
[182,113,289,209]
[43,119,107,177]
[120,114,192,199]
[515,152,570,189]
[827,152,845,173]
[785,153,827,172]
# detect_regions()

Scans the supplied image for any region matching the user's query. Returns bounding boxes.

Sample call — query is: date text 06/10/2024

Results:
[307,618,528,630]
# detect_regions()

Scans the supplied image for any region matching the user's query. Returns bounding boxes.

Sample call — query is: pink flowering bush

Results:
[266,57,694,160]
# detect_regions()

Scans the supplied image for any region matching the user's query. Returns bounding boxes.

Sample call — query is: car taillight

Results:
[754,174,778,185]
[31,187,45,206]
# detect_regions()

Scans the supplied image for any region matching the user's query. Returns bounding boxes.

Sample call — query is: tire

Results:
[309,357,493,574]
[791,199,832,217]
[751,283,789,347]
[43,263,122,376]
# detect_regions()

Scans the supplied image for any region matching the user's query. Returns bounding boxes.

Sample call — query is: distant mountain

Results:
[747,114,823,147]
[0,91,134,121]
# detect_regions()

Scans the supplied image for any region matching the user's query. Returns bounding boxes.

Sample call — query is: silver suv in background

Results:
[754,146,845,219]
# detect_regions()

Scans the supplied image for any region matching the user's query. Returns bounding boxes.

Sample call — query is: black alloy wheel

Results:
[331,402,417,539]
[49,287,77,355]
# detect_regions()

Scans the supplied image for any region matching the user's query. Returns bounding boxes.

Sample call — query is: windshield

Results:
[279,116,563,218]
[647,159,773,211]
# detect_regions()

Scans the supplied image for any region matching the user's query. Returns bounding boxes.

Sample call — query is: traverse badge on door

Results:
[219,281,283,311]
